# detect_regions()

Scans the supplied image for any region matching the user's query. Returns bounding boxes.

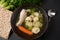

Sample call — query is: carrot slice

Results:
[18,26,33,35]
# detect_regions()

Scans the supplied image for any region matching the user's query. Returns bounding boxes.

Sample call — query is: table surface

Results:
[9,0,60,40]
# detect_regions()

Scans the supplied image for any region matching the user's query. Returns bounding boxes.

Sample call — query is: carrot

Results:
[18,26,33,35]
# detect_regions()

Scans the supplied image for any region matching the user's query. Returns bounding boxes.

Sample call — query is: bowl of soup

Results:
[11,4,48,40]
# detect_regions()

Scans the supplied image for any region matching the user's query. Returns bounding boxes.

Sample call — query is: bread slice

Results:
[0,7,13,39]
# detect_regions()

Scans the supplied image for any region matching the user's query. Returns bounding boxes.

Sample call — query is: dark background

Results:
[9,0,60,40]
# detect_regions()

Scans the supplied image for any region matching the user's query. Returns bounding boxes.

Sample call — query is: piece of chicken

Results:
[16,9,27,26]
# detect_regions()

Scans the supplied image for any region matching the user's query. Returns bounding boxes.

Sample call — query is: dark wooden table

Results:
[9,0,60,40]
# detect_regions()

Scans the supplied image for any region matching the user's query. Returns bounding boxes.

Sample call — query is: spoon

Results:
[48,9,56,22]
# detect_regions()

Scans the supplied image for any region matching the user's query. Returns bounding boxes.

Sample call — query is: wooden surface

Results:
[0,7,13,40]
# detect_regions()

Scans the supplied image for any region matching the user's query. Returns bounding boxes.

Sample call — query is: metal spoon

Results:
[48,9,56,22]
